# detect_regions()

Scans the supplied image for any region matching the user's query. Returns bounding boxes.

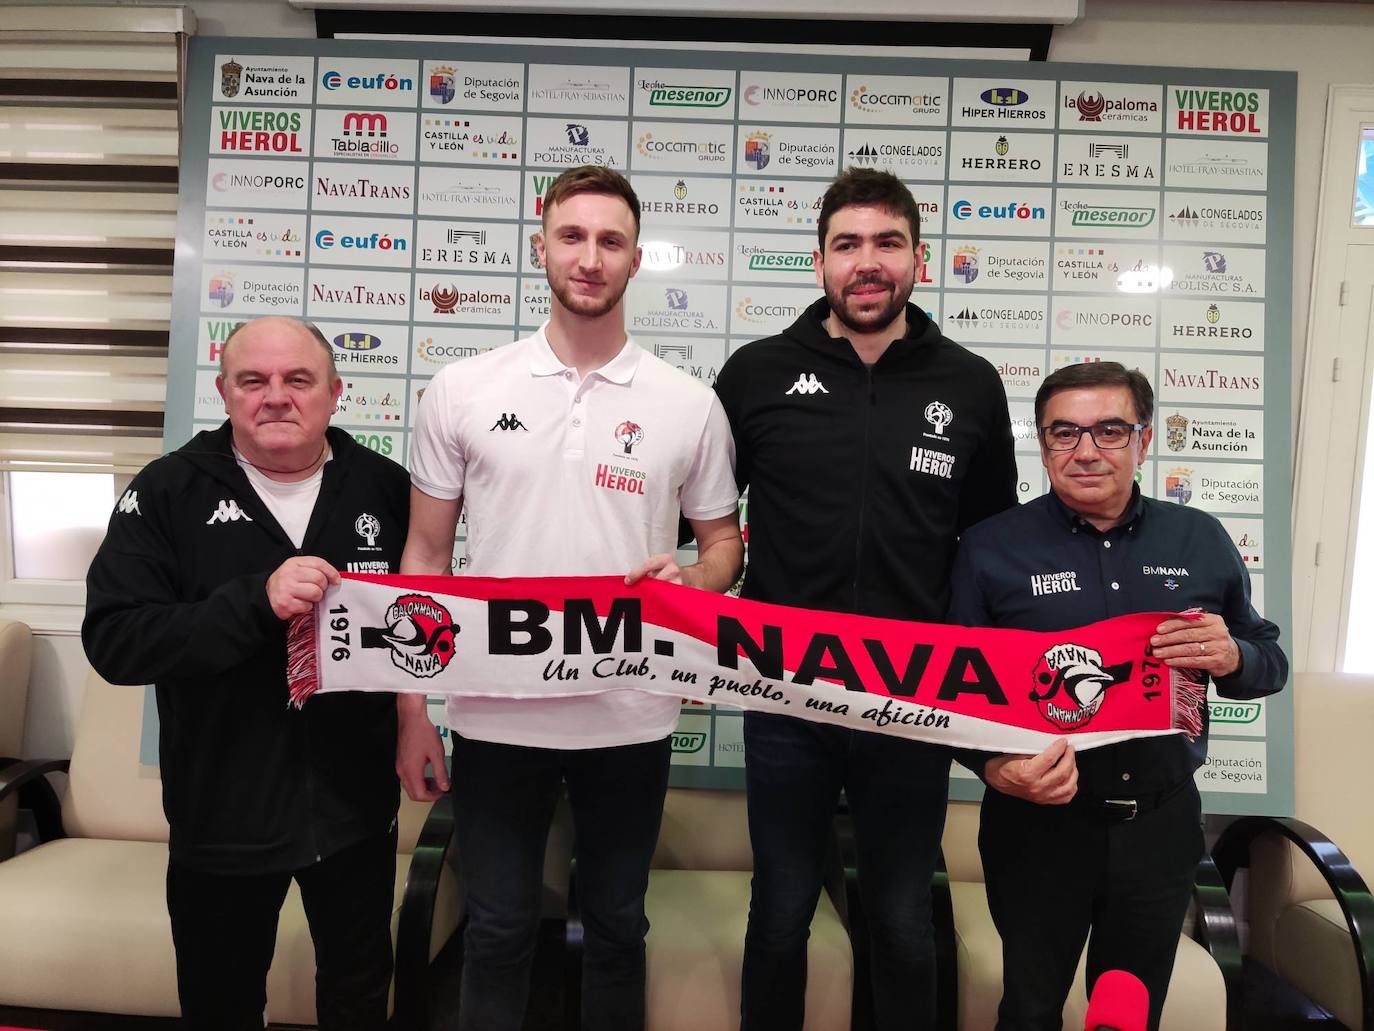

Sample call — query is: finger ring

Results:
[1199,642,1206,654]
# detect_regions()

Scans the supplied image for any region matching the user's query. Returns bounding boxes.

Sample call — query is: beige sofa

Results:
[940,797,1231,1030]
[0,618,34,860]
[0,672,460,1026]
[1213,671,1374,1030]
[638,788,853,1030]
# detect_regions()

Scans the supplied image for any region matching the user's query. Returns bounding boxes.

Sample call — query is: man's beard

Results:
[823,274,913,336]
[549,269,630,319]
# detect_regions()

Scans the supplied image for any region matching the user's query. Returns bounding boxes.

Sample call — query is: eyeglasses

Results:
[1039,420,1146,450]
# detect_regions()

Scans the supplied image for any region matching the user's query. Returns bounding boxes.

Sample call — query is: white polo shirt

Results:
[410,324,739,749]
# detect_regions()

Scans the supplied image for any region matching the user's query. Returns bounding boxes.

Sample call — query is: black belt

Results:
[1072,779,1193,823]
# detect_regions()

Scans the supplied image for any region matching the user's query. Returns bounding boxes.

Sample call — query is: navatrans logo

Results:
[1061,199,1156,228]
[641,79,731,109]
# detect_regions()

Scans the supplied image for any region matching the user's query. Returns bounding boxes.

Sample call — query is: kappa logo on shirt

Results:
[206,500,253,525]
[490,412,529,432]
[785,373,829,396]
[116,490,141,516]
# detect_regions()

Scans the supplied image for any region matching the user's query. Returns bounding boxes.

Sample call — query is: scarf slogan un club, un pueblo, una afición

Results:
[287,573,1204,753]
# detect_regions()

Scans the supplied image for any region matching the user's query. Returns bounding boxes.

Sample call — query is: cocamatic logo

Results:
[849,84,942,116]
[361,593,458,678]
[735,296,804,325]
[1030,643,1132,730]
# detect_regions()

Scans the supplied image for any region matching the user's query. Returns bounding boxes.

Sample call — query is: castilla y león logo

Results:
[1030,643,1132,730]
[361,593,458,678]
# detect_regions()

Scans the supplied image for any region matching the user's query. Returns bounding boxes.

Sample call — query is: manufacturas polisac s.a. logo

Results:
[361,593,458,678]
[1030,643,1132,730]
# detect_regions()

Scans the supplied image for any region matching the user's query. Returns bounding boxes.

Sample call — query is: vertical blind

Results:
[0,4,191,474]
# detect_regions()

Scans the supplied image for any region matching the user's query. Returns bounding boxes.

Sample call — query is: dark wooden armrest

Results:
[393,794,457,1030]
[0,758,70,846]
[1213,815,1374,1031]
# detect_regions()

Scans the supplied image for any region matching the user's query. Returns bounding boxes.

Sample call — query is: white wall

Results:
[19,0,1374,756]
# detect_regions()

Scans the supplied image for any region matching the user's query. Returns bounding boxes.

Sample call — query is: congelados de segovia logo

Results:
[647,84,732,109]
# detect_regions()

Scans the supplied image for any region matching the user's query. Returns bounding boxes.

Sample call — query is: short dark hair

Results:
[220,317,337,380]
[1034,361,1154,427]
[817,167,921,250]
[541,164,641,237]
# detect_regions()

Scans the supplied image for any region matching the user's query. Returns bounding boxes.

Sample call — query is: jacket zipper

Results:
[851,366,876,611]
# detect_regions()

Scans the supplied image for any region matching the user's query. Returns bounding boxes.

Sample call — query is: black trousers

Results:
[166,827,397,1031]
[449,733,672,1031]
[978,783,1204,1031]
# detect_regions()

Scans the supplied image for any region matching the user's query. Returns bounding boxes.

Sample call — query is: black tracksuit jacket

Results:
[83,423,408,874]
[715,298,1018,622]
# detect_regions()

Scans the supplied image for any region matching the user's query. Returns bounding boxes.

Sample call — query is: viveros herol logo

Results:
[361,593,458,678]
[1030,643,1132,730]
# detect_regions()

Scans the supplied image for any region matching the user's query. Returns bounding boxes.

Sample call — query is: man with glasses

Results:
[947,361,1286,1030]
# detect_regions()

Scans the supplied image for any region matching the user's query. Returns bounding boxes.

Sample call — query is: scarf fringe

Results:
[286,610,320,709]
[1171,666,1206,739]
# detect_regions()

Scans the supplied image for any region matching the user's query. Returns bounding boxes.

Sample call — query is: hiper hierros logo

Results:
[1030,643,1132,730]
[361,593,458,678]
[615,420,644,455]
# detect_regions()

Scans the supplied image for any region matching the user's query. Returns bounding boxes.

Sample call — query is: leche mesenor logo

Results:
[1030,643,1132,730]
[361,594,458,678]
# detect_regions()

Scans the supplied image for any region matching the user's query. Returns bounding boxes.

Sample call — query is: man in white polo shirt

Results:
[396,165,743,1031]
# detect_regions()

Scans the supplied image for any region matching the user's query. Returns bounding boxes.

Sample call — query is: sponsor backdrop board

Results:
[170,38,1295,815]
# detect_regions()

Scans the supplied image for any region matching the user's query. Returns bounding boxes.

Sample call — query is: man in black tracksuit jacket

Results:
[83,317,409,1030]
[715,169,1018,1031]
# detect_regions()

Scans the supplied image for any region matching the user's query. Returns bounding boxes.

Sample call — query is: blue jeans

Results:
[741,711,951,1031]
[450,732,671,1031]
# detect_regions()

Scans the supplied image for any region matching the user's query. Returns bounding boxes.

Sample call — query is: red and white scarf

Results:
[288,574,1203,753]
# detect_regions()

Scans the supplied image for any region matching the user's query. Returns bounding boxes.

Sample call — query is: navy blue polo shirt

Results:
[948,486,1287,799]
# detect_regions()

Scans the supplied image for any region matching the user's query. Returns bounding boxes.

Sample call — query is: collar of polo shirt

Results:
[1048,481,1146,533]
[527,322,642,384]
